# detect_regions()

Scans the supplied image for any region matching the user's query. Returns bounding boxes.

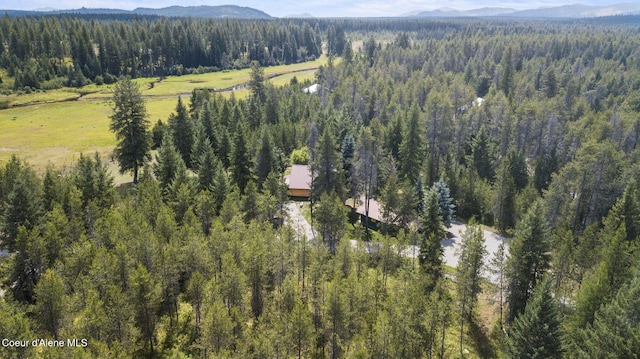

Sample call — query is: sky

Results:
[0,0,632,17]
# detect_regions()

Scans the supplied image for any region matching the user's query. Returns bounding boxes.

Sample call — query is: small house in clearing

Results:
[286,165,312,199]
[352,196,385,230]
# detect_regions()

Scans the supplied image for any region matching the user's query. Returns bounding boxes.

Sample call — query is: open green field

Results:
[0,57,326,178]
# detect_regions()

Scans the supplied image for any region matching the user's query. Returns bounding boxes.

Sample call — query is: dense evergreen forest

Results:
[2,14,640,358]
[0,15,324,90]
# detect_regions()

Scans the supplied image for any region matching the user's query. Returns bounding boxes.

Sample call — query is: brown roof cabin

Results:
[350,196,400,232]
[351,196,385,230]
[286,165,311,199]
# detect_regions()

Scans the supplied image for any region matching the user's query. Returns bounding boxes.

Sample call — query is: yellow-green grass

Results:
[143,56,327,96]
[270,69,317,87]
[222,88,250,99]
[0,100,114,171]
[3,57,326,106]
[0,57,329,174]
[1,89,82,107]
[0,97,177,176]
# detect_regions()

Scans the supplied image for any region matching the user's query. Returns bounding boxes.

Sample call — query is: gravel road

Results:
[284,202,508,274]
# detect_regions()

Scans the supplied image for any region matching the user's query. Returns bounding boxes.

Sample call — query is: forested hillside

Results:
[1,15,640,358]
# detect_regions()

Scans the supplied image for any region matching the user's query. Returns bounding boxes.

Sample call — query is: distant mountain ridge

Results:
[411,2,640,18]
[5,2,640,19]
[1,5,272,19]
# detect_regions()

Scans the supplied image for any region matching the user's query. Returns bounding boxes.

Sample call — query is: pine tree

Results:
[501,47,514,97]
[311,126,343,199]
[73,152,115,210]
[386,113,403,161]
[211,161,229,214]
[455,222,486,356]
[571,268,640,358]
[414,176,425,216]
[191,122,209,163]
[255,129,276,191]
[201,103,218,151]
[355,127,379,229]
[399,105,424,185]
[154,134,187,192]
[506,200,550,324]
[34,268,67,340]
[315,193,347,254]
[507,149,528,191]
[249,61,266,103]
[110,77,151,184]
[533,146,558,193]
[380,168,400,234]
[472,125,494,181]
[419,187,445,291]
[151,119,166,150]
[231,125,253,194]
[568,226,631,331]
[506,276,563,359]
[195,139,220,192]
[168,97,195,168]
[494,157,516,233]
[218,128,232,169]
[341,134,356,199]
[433,178,455,228]
[129,264,161,356]
[1,167,43,251]
[10,227,46,303]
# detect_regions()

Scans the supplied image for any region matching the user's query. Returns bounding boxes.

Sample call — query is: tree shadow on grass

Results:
[469,319,497,358]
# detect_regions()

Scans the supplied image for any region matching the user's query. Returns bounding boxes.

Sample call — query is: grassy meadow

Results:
[0,57,324,180]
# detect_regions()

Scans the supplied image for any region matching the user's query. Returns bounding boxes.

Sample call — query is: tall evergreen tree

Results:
[507,149,528,191]
[506,276,564,359]
[355,127,379,229]
[533,146,558,193]
[74,153,115,210]
[419,187,445,291]
[433,178,455,228]
[571,268,640,358]
[211,161,229,214]
[195,139,220,192]
[568,226,631,332]
[414,176,425,216]
[455,222,486,356]
[386,113,403,161]
[315,193,347,254]
[494,157,516,233]
[129,264,161,356]
[154,134,187,192]
[255,129,276,191]
[168,97,195,168]
[399,105,424,185]
[501,47,514,97]
[506,200,550,324]
[231,125,253,194]
[472,125,494,182]
[34,268,67,341]
[10,227,46,303]
[380,167,400,234]
[341,134,356,199]
[311,126,343,199]
[110,77,151,184]
[249,61,266,103]
[1,167,43,251]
